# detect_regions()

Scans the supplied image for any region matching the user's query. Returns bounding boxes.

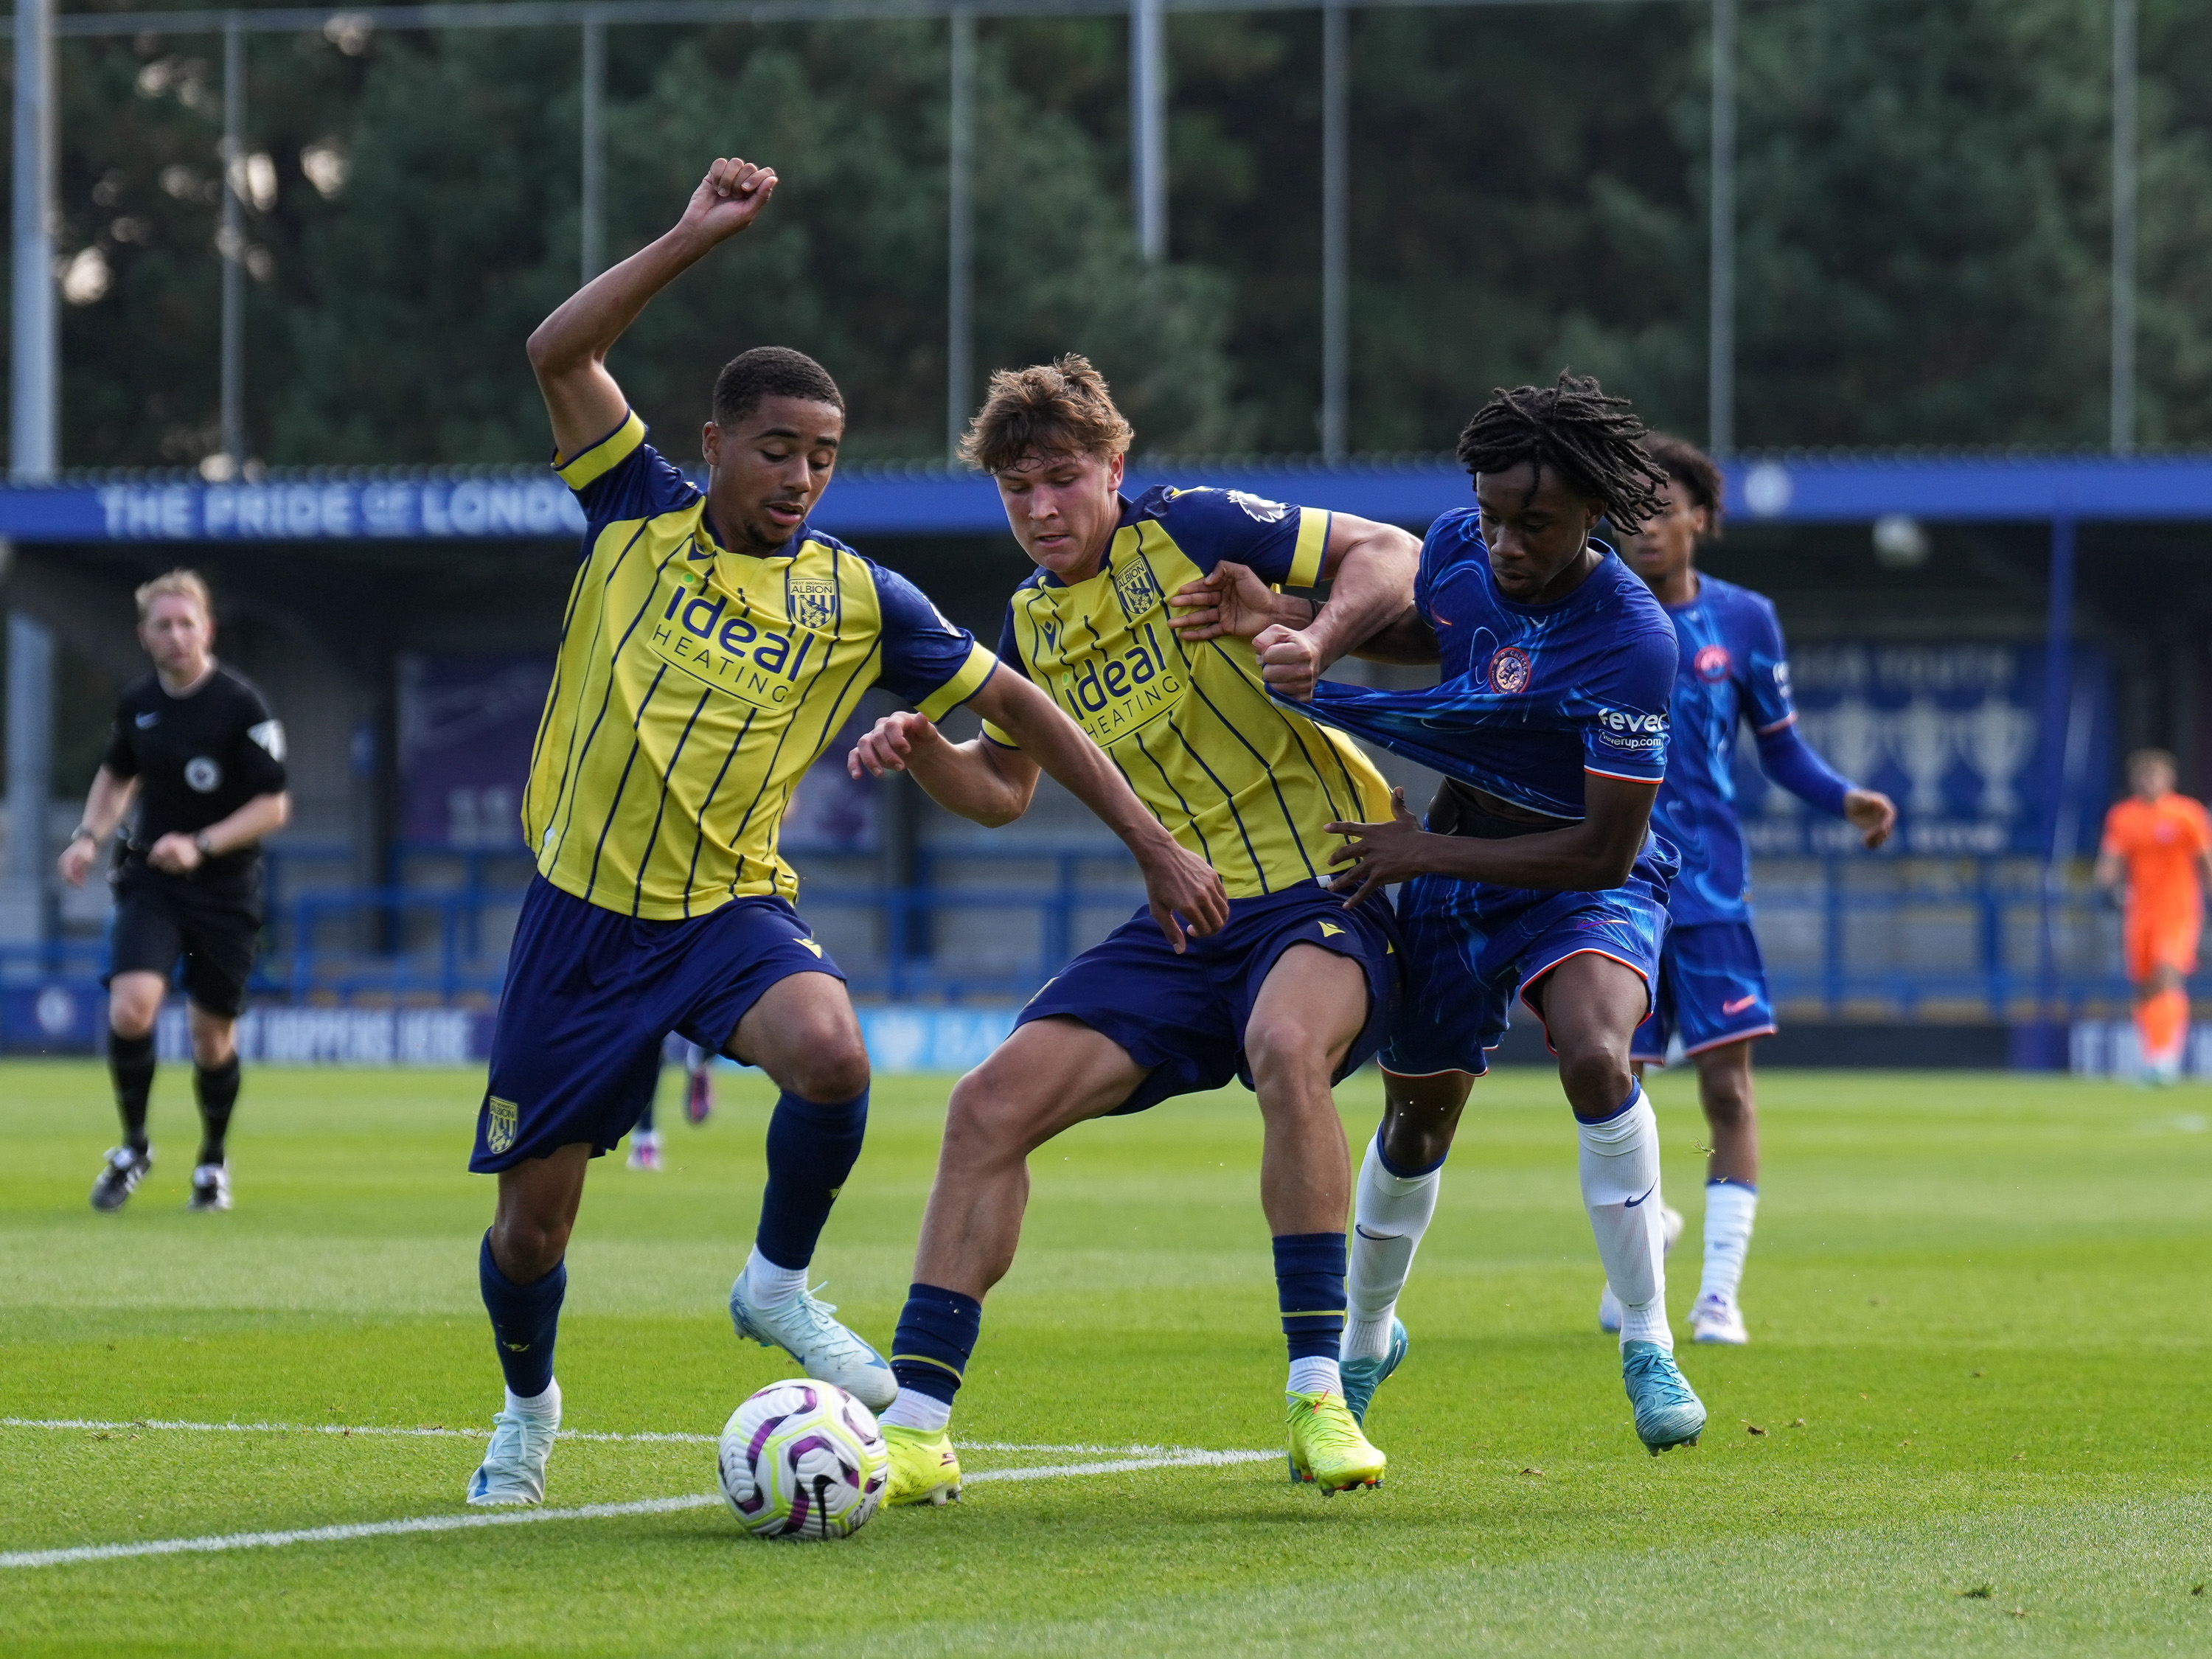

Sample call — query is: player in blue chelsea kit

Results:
[1192,376,1707,1453]
[1613,436,1895,1346]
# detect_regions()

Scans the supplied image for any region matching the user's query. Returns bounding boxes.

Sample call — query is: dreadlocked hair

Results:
[1453,372,1670,532]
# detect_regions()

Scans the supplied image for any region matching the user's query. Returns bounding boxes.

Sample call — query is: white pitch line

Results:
[0,1450,1278,1571]
[2,1419,1262,1459]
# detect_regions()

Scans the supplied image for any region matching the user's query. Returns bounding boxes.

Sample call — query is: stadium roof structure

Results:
[4,450,2211,545]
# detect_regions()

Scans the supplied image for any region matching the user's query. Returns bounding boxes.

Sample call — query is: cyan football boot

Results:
[1621,1340,1705,1455]
[730,1277,897,1411]
[466,1399,560,1506]
[1340,1318,1408,1429]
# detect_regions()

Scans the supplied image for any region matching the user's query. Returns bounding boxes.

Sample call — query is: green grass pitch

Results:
[2,1059,2211,1655]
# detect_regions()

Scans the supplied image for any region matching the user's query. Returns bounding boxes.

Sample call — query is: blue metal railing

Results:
[7,847,2188,1019]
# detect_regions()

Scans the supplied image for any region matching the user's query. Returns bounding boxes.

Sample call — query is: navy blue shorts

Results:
[470,877,844,1172]
[1015,883,1403,1116]
[1382,856,1671,1079]
[1631,919,1776,1064]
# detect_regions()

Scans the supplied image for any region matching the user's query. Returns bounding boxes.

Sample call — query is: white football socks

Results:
[1341,1135,1442,1364]
[1697,1180,1758,1308]
[740,1248,809,1310]
[1287,1356,1342,1398]
[506,1380,560,1420]
[880,1388,952,1433]
[1578,1087,1672,1351]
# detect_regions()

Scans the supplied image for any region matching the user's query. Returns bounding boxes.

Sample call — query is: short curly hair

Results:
[1643,432,1725,533]
[960,353,1133,474]
[712,346,844,428]
[135,568,214,622]
[1455,372,1669,532]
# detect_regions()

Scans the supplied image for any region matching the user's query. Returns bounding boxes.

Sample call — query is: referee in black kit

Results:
[58,571,290,1213]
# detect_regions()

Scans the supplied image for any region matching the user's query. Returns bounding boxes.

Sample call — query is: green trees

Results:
[26,1,2212,468]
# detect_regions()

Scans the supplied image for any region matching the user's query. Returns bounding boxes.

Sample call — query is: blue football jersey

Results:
[1296,510,1677,821]
[1654,574,1806,925]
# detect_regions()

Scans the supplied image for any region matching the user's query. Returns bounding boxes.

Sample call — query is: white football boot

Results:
[466,1394,561,1506]
[1690,1292,1750,1345]
[1598,1203,1684,1334]
[731,1277,897,1411]
[188,1163,232,1211]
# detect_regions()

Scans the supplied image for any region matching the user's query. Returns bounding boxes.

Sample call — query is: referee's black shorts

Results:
[105,866,265,1019]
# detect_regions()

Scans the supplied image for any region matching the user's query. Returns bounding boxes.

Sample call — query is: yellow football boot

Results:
[882,1423,963,1507]
[1285,1390,1386,1492]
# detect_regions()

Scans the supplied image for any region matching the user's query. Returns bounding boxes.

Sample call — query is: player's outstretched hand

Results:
[678,156,779,246]
[1136,838,1228,954]
[847,711,945,779]
[1166,562,1307,643]
[1325,787,1431,908]
[1843,787,1896,850]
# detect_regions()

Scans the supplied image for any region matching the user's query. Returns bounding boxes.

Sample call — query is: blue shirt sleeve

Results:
[1413,509,1478,626]
[1755,722,1854,816]
[1737,591,1798,735]
[552,410,699,534]
[868,561,1000,720]
[1143,486,1332,587]
[1582,625,1677,783]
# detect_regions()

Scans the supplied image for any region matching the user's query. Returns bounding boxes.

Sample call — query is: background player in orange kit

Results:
[2096,749,2212,1085]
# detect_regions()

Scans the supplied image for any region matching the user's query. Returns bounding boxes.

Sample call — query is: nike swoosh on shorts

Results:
[1722,995,1759,1015]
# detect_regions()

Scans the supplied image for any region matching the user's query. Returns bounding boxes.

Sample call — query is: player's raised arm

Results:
[525,156,779,460]
[849,673,1228,950]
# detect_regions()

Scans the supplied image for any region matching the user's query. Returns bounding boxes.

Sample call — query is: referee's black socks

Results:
[195,1055,241,1166]
[108,1032,156,1154]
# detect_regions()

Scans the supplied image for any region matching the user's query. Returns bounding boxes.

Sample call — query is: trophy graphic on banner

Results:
[1821,698,1885,801]
[1896,696,1955,816]
[1961,696,2037,821]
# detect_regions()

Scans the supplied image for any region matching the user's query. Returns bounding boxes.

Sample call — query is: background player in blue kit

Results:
[1203,375,1708,1455]
[1615,436,1896,1346]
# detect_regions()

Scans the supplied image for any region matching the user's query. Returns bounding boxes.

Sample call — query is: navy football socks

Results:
[889,1283,982,1406]
[1273,1231,1348,1363]
[108,1032,155,1153]
[193,1055,240,1166]
[754,1087,869,1270]
[479,1231,565,1399]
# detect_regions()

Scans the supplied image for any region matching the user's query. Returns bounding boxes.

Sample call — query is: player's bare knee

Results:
[1245,1015,1336,1091]
[1559,1043,1633,1119]
[490,1214,569,1283]
[940,1071,1036,1169]
[1700,1085,1753,1133]
[789,1040,869,1106]
[108,1006,157,1041]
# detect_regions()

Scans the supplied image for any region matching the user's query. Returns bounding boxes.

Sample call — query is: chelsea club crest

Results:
[1487,645,1533,694]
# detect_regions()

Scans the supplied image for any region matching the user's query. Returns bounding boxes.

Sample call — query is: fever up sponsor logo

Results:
[649,576,821,711]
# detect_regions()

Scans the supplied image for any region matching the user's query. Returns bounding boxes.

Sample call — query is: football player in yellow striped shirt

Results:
[465,161,1226,1508]
[848,355,1424,1501]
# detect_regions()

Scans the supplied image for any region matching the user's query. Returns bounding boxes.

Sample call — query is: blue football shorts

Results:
[1630,919,1777,1064]
[1382,855,1672,1080]
[1015,880,1403,1116]
[470,876,844,1172]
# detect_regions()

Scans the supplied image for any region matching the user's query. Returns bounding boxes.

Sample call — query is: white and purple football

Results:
[717,1379,888,1540]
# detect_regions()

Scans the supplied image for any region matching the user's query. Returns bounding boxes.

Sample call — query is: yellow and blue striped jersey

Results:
[982,485,1391,899]
[525,412,998,919]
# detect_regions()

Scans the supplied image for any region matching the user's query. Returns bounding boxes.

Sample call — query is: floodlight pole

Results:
[1130,0,1165,262]
[947,6,974,459]
[1706,0,1735,455]
[6,0,56,938]
[2110,0,2136,454]
[1320,0,1347,460]
[11,0,55,481]
[580,11,605,282]
[220,17,246,469]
